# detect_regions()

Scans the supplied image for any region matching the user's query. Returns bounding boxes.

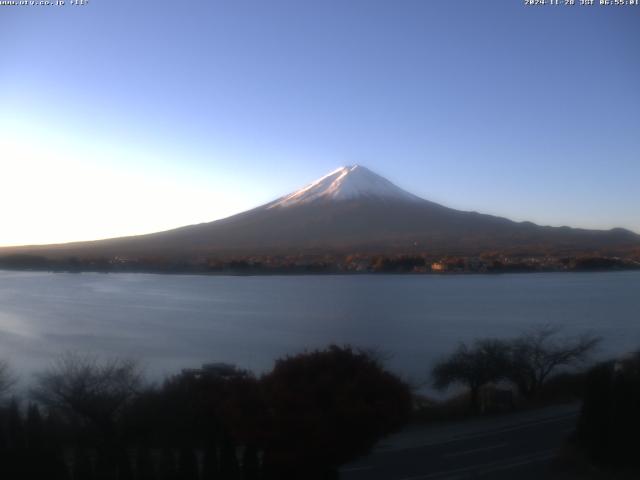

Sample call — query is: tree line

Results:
[0,346,412,480]
[3,328,634,478]
[431,326,601,412]
[1,252,638,275]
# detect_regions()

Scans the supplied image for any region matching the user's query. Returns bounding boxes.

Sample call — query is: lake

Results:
[1,270,639,393]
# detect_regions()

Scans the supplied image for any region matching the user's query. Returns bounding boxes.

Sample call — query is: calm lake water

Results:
[1,270,639,391]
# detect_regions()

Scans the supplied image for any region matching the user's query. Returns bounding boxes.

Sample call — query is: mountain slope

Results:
[1,165,639,258]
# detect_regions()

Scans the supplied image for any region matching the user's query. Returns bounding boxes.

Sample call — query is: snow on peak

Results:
[268,165,422,208]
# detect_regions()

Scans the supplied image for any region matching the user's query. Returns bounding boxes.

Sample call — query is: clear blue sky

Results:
[1,0,638,245]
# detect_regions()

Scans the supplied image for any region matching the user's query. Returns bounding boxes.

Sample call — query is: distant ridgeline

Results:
[0,252,638,275]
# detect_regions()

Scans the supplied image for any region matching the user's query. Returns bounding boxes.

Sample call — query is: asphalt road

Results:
[340,404,580,480]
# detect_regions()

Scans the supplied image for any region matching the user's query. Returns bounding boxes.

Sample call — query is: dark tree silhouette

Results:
[432,339,511,412]
[8,398,26,450]
[261,345,412,479]
[0,360,16,400]
[135,445,155,480]
[242,444,260,480]
[158,447,179,480]
[577,352,640,469]
[507,326,600,399]
[202,444,219,479]
[2,346,416,478]
[177,446,198,480]
[25,404,45,451]
[32,353,142,437]
[73,447,94,480]
[31,352,142,480]
[219,432,240,480]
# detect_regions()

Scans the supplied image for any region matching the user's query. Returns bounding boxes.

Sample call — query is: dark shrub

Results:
[576,353,640,469]
[261,345,412,479]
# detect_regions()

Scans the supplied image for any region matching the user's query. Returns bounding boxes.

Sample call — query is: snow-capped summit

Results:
[268,165,421,208]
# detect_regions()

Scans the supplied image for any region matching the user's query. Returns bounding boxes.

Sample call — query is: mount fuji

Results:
[2,165,639,258]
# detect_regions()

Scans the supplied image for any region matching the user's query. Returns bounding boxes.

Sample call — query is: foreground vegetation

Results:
[0,346,411,480]
[573,350,640,474]
[2,328,638,478]
[430,326,600,413]
[424,328,640,477]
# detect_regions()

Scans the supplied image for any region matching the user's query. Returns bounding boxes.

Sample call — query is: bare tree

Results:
[508,325,600,399]
[0,359,17,399]
[32,352,143,436]
[432,339,511,412]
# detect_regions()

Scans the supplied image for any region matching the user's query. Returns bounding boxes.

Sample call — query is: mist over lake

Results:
[1,270,639,391]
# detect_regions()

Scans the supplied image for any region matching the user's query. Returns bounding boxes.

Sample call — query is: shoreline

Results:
[1,266,639,277]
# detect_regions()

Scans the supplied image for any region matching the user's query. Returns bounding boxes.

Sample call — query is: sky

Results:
[1,0,638,246]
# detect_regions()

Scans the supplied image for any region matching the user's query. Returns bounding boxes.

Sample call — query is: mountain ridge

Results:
[1,166,638,259]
